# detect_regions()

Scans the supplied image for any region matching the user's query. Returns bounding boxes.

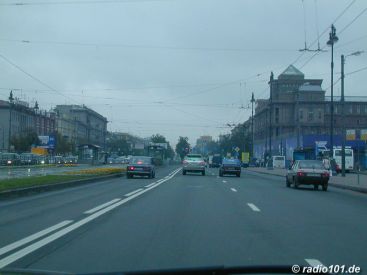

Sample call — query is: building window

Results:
[299,109,303,120]
[318,110,322,119]
[308,109,314,121]
[275,107,279,123]
[334,105,338,114]
[349,105,353,114]
[276,127,279,136]
[356,105,361,114]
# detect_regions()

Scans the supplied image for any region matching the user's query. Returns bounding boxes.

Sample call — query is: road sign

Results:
[235,147,240,152]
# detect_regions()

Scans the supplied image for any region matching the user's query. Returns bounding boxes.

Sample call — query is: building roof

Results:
[278,65,304,79]
[298,84,323,92]
[325,96,367,102]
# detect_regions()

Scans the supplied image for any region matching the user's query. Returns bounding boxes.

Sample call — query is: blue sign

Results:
[38,135,56,149]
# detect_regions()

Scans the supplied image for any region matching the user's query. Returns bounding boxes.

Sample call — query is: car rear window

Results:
[131,157,151,164]
[187,154,202,158]
[299,161,325,169]
[222,159,240,165]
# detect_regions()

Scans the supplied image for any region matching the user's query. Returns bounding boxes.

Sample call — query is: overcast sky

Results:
[0,0,366,145]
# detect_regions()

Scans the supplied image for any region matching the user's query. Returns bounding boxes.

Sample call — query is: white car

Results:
[182,154,206,176]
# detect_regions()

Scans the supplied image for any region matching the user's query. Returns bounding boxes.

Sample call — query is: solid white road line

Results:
[0,220,73,257]
[124,189,143,197]
[83,198,121,214]
[230,188,237,192]
[0,168,182,269]
[247,203,261,212]
[145,182,158,188]
[305,259,325,267]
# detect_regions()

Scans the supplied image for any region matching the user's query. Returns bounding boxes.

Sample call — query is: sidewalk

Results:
[246,167,367,193]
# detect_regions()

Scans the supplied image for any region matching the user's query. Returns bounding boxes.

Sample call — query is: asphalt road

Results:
[0,166,366,274]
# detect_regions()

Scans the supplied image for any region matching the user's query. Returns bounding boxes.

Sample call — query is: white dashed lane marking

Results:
[305,259,325,267]
[230,188,237,192]
[247,203,261,212]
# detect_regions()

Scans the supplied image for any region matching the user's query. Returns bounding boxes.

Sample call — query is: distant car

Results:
[182,154,206,176]
[219,158,241,177]
[1,153,20,166]
[286,160,330,191]
[126,156,155,179]
[20,153,38,165]
[211,155,222,168]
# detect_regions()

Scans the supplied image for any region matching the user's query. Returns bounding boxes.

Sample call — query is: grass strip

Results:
[0,175,93,193]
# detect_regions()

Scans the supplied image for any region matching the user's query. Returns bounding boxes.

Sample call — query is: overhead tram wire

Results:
[0,53,79,104]
[0,0,171,6]
[291,0,357,66]
[0,38,296,53]
[300,5,367,70]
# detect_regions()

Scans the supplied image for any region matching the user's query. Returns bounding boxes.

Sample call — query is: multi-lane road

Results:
[0,165,366,274]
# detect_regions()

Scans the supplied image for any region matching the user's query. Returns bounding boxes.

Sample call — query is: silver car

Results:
[182,154,206,176]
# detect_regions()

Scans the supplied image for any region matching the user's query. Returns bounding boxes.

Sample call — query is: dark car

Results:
[127,156,155,179]
[219,158,241,177]
[286,160,330,191]
[211,155,222,168]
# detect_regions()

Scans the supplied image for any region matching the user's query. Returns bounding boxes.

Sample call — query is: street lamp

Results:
[340,50,364,177]
[326,24,338,155]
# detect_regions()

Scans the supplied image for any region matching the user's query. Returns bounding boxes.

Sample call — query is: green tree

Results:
[175,136,190,160]
[11,130,40,152]
[55,132,72,155]
[150,133,175,159]
[106,136,130,156]
[150,134,167,143]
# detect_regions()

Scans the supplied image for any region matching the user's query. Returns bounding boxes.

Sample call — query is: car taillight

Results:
[297,171,305,177]
[322,172,329,177]
[128,166,135,171]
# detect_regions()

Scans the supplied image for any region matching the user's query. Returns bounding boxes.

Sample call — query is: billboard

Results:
[38,135,56,149]
[361,129,367,141]
[346,130,356,141]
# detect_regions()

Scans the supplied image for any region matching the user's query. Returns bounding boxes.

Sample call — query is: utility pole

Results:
[340,51,363,177]
[327,24,338,154]
[268,72,274,165]
[8,90,14,151]
[296,90,300,148]
[341,54,346,177]
[251,92,255,158]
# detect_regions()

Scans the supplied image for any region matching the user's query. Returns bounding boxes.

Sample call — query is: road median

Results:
[0,168,125,199]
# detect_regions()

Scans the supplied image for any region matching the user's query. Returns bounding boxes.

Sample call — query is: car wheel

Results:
[314,184,319,190]
[293,177,299,189]
[236,173,240,177]
[182,170,186,175]
[127,174,132,179]
[202,170,205,176]
[152,172,155,178]
[322,184,328,191]
[286,177,291,187]
[219,171,223,177]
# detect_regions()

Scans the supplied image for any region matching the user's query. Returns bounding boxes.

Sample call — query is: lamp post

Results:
[340,50,364,177]
[268,72,274,169]
[8,90,14,151]
[251,92,255,159]
[326,24,338,154]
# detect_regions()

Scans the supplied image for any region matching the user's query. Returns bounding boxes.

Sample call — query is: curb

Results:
[244,169,367,194]
[0,173,125,200]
